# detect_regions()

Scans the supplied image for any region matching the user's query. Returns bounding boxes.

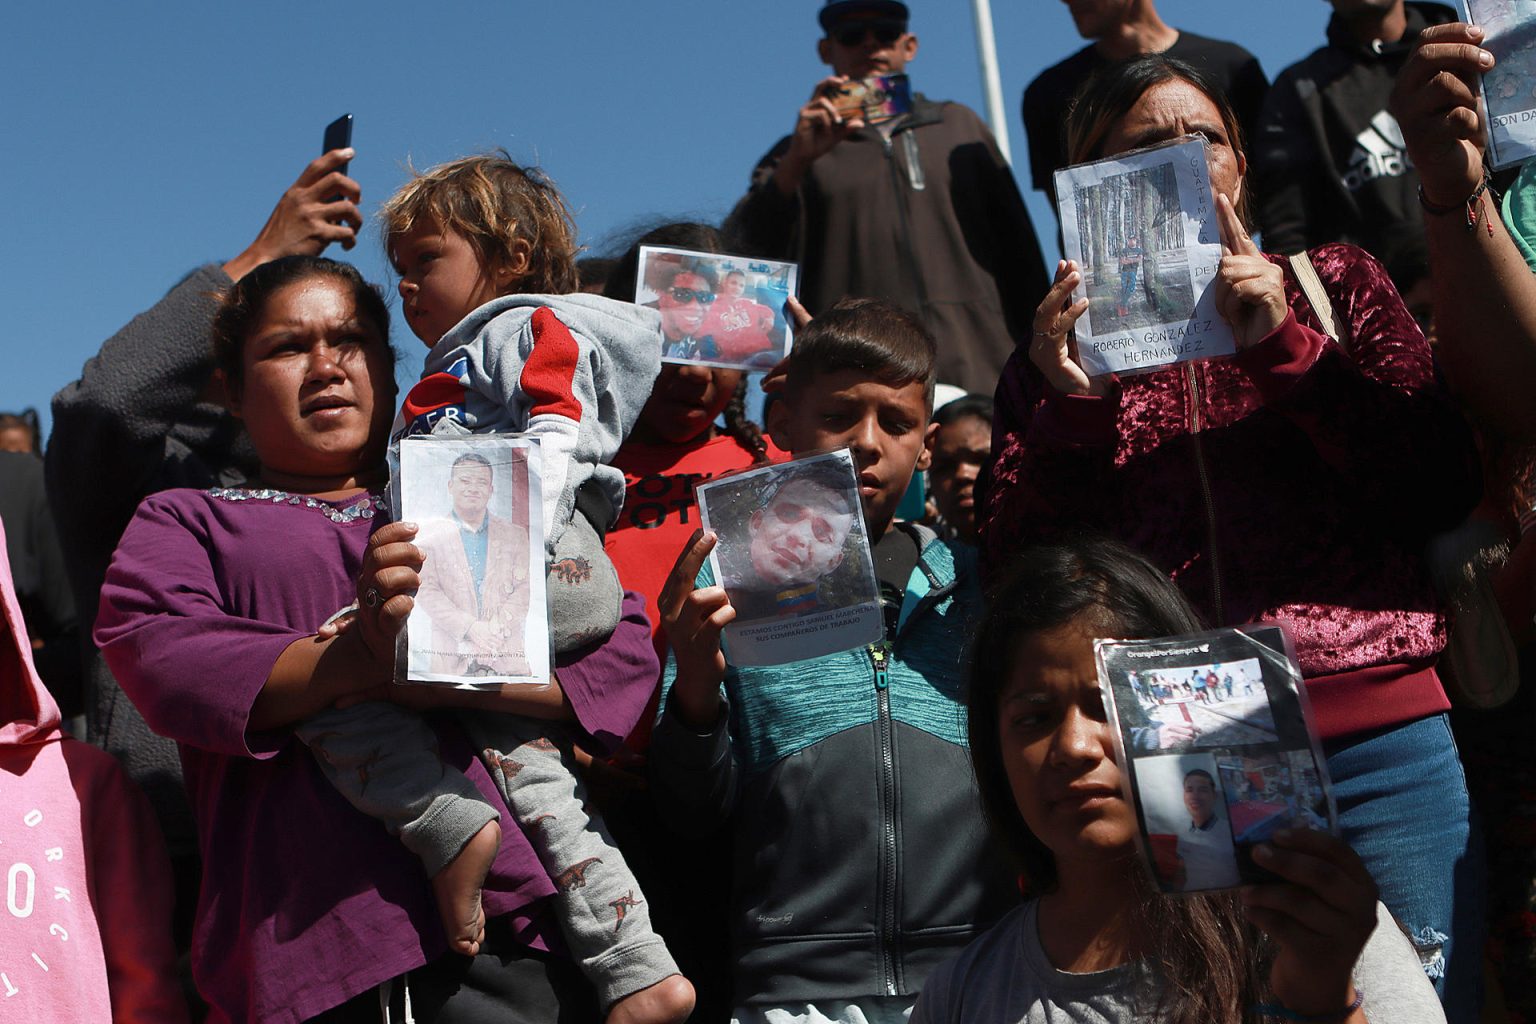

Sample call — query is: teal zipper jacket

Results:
[650,524,1017,1008]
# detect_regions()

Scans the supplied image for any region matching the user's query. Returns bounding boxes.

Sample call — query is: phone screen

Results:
[323,114,353,174]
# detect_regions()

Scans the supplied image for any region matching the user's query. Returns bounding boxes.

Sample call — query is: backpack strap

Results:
[1287,250,1350,355]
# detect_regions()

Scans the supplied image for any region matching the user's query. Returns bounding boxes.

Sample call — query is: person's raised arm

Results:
[48,149,365,603]
[980,260,1120,576]
[1392,23,1536,443]
[724,78,862,257]
[770,76,864,197]
[647,530,740,834]
[222,148,362,282]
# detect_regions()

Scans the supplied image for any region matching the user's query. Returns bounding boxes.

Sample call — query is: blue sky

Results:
[3,1,1337,442]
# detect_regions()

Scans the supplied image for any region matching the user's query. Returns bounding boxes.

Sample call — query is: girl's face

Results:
[391,219,506,348]
[229,276,393,485]
[634,363,742,445]
[1100,79,1247,210]
[998,616,1140,864]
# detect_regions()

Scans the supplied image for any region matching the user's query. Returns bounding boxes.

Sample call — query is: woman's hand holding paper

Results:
[1213,195,1287,350]
[1029,259,1105,397]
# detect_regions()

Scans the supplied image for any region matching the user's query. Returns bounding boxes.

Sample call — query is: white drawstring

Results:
[376,973,414,1024]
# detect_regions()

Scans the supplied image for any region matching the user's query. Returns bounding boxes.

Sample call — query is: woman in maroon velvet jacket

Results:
[981,55,1482,1020]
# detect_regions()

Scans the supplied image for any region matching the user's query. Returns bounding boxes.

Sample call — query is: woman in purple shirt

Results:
[95,256,656,1023]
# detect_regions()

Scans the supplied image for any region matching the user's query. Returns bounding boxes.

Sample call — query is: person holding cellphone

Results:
[724,0,1046,396]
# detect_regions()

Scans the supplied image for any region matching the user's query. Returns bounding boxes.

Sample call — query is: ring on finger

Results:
[364,587,381,609]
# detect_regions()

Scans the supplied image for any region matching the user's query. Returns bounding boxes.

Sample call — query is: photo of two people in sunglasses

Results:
[636,245,799,371]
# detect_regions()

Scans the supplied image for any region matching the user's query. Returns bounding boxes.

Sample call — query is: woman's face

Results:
[229,276,394,483]
[998,617,1140,864]
[1100,79,1247,210]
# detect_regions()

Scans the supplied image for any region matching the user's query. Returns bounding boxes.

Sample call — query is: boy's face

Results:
[747,478,854,589]
[927,414,990,544]
[768,369,932,539]
[391,220,504,348]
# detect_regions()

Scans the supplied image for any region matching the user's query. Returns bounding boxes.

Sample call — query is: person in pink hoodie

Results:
[0,517,187,1023]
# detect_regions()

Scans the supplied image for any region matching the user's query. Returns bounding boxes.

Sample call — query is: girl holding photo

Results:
[914,537,1443,1024]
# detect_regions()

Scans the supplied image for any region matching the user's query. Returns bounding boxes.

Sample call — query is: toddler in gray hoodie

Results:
[297,155,692,1024]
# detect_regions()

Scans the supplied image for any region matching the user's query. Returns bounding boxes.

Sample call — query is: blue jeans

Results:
[1118,267,1138,305]
[1323,714,1483,1023]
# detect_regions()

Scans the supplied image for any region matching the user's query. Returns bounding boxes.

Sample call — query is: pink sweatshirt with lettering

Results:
[0,520,186,1022]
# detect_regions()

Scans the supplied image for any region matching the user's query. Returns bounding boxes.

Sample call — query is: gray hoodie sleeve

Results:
[415,294,662,545]
[47,264,254,604]
[46,263,256,858]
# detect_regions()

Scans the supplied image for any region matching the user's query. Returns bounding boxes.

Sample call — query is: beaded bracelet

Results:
[1418,169,1498,236]
[1253,988,1364,1023]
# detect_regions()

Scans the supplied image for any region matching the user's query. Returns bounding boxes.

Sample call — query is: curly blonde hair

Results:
[381,151,581,295]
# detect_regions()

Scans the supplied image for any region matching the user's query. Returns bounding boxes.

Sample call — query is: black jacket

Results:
[1253,2,1457,285]
[725,96,1046,395]
[649,526,1017,1008]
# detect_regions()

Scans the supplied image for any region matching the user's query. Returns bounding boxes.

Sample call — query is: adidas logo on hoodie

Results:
[1340,110,1411,192]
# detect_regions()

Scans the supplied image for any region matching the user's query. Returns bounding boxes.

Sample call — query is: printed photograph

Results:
[395,435,549,686]
[1467,0,1536,167]
[1216,751,1331,847]
[636,245,799,372]
[696,449,881,666]
[1135,752,1243,893]
[1120,656,1277,752]
[1097,625,1339,891]
[1055,135,1236,377]
[1071,162,1192,331]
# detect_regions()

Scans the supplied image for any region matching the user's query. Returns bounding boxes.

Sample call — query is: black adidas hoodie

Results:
[1252,2,1456,287]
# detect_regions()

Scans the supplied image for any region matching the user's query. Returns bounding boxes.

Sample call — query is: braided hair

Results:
[722,379,771,464]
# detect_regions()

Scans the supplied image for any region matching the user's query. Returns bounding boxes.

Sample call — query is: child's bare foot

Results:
[606,974,695,1024]
[430,819,501,956]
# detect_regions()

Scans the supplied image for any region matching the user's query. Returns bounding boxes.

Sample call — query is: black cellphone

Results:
[323,113,353,172]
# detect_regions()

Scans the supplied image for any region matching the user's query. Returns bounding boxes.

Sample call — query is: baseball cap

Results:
[818,0,910,32]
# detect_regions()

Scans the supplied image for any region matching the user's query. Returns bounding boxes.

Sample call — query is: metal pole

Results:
[970,0,1012,165]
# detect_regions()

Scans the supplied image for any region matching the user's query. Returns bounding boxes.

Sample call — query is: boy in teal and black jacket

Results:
[650,298,1016,1022]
